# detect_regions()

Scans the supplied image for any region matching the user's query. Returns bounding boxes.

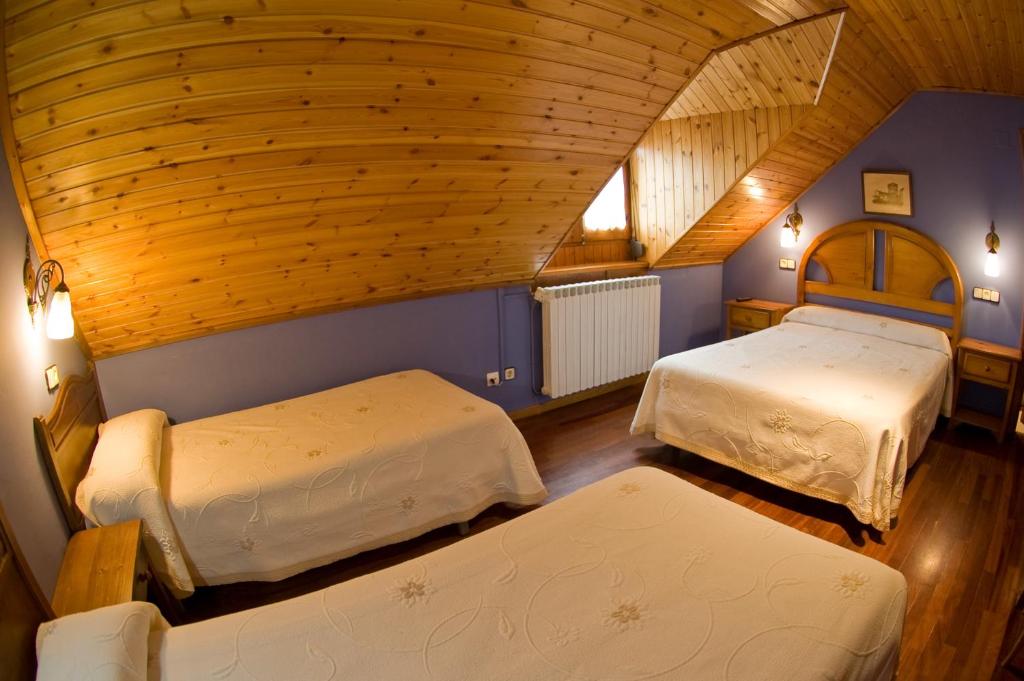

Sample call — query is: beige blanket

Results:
[632,306,951,529]
[44,467,906,681]
[79,370,547,594]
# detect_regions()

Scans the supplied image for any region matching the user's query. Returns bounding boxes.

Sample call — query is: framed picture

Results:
[862,170,912,217]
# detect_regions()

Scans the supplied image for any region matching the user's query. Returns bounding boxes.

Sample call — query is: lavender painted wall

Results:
[97,265,722,424]
[725,91,1024,347]
[0,160,89,594]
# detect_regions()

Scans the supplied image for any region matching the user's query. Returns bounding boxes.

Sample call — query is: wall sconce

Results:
[23,239,75,340]
[984,221,1000,278]
[780,203,803,248]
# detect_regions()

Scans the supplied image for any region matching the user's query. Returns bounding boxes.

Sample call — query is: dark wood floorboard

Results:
[180,385,1023,681]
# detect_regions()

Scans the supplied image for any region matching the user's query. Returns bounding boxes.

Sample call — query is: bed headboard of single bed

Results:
[33,363,106,533]
[797,220,964,345]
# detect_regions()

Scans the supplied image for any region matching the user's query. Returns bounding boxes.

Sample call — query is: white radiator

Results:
[534,276,661,399]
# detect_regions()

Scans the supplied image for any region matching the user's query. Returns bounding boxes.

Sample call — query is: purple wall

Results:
[0,162,89,594]
[97,265,722,423]
[725,91,1024,347]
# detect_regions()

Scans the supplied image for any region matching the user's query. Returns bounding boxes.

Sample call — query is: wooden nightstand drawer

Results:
[950,337,1022,443]
[962,352,1012,385]
[729,306,770,330]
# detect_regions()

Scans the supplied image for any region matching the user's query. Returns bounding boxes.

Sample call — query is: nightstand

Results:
[950,338,1022,443]
[52,519,148,617]
[725,299,795,339]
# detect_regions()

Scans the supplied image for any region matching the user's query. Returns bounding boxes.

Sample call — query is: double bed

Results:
[632,221,964,529]
[34,369,547,596]
[28,467,908,681]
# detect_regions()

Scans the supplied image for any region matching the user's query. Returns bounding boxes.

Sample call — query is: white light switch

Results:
[973,287,1000,304]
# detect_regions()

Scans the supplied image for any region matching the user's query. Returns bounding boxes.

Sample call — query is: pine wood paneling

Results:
[4,0,845,357]
[663,13,842,119]
[651,1,1024,268]
[545,215,634,269]
[631,104,811,263]
[655,10,915,267]
[846,0,1024,95]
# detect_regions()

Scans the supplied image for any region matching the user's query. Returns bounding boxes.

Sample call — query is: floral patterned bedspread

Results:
[163,369,547,588]
[631,309,951,530]
[75,467,908,681]
[81,370,546,595]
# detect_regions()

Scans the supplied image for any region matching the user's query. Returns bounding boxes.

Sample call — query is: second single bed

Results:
[37,369,547,596]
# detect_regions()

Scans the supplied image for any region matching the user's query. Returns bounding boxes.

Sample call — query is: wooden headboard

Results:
[0,499,52,681]
[33,364,106,533]
[797,220,964,345]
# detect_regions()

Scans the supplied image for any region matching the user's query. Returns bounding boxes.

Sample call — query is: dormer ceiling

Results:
[642,0,1024,268]
[662,13,842,119]
[2,1,1021,357]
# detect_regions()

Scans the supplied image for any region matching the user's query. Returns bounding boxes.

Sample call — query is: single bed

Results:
[34,369,547,596]
[632,221,964,530]
[29,467,907,681]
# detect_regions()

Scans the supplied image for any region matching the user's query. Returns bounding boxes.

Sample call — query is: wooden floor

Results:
[182,385,1024,681]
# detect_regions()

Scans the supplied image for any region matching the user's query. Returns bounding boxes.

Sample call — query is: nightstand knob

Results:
[985,365,991,372]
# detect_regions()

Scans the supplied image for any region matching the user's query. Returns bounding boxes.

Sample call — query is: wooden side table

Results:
[52,520,148,617]
[950,338,1022,443]
[725,299,795,339]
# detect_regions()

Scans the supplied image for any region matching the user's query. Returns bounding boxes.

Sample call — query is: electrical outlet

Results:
[486,371,500,387]
[504,367,516,381]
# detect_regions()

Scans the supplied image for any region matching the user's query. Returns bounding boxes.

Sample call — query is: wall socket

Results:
[972,287,1000,303]
[778,257,796,270]
[486,371,501,386]
[504,367,516,381]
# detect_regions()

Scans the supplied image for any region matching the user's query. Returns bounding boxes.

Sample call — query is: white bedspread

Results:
[80,370,547,594]
[40,468,907,681]
[632,307,951,529]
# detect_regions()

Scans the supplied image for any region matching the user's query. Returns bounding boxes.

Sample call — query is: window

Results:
[582,166,628,234]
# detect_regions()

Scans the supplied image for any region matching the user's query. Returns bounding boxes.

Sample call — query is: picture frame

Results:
[862,170,913,217]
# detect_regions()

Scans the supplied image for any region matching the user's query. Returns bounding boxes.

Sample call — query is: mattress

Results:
[77,370,547,595]
[632,306,952,530]
[39,467,907,681]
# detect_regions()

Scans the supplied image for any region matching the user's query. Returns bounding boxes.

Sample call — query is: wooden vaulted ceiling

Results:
[2,0,842,357]
[2,1,1021,356]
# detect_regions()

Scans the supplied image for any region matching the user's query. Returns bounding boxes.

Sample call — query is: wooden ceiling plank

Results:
[28,127,627,194]
[26,111,636,181]
[7,8,692,91]
[13,39,675,117]
[38,162,607,237]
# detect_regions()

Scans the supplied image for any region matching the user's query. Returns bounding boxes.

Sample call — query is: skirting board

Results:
[508,373,648,421]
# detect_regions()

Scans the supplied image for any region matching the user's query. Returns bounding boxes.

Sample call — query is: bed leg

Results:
[457,521,470,536]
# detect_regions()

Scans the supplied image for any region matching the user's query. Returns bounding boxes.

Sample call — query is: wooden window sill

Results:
[536,261,649,287]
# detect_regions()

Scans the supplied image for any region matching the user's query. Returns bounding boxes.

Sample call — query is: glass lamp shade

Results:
[780,225,798,248]
[984,250,1000,278]
[45,283,74,339]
